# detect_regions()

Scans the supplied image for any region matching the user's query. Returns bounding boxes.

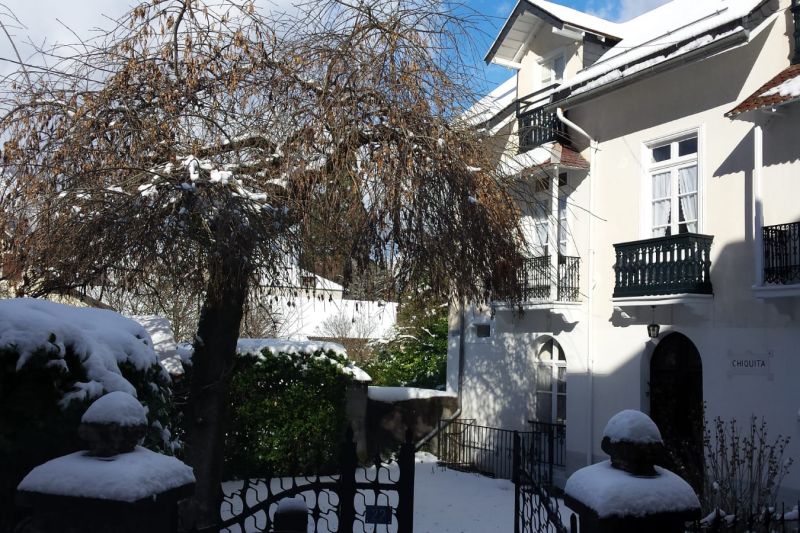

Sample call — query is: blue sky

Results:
[463,0,671,90]
[0,0,670,91]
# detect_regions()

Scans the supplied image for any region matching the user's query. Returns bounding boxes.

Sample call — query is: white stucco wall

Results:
[452,0,800,502]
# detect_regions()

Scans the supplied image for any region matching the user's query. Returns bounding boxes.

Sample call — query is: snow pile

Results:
[17,446,194,502]
[602,409,662,444]
[276,496,307,513]
[368,386,456,403]
[762,74,800,99]
[238,338,371,382]
[81,391,147,427]
[565,460,699,518]
[0,298,160,405]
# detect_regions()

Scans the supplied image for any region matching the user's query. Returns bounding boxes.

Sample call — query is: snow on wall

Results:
[368,386,456,403]
[17,446,194,502]
[565,460,700,518]
[0,298,161,405]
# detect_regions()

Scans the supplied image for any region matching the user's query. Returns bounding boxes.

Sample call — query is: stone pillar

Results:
[15,392,195,533]
[564,410,700,533]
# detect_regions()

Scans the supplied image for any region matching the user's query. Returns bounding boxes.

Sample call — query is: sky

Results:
[0,0,670,92]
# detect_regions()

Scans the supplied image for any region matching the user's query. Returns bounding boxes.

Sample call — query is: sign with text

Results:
[364,505,393,525]
[726,350,773,380]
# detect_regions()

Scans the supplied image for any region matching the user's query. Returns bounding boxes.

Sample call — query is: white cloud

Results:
[0,0,301,75]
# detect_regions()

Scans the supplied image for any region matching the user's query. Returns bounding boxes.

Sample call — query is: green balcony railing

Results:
[613,233,713,298]
[520,254,581,302]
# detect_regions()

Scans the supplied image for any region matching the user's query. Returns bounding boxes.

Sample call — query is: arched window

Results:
[535,338,566,424]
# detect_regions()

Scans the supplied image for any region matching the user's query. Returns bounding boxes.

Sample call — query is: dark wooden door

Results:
[650,332,704,492]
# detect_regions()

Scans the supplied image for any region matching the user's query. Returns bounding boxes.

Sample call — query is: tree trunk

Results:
[183,261,249,531]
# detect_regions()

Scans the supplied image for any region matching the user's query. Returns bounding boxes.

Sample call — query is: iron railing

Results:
[513,432,573,533]
[520,255,581,302]
[518,107,565,153]
[437,420,566,483]
[613,233,714,298]
[763,222,800,285]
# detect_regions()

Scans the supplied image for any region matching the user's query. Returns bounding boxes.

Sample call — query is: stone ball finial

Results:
[78,391,148,457]
[601,410,665,477]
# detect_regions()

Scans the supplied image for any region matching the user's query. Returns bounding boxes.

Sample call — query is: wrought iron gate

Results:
[513,431,574,533]
[219,428,414,532]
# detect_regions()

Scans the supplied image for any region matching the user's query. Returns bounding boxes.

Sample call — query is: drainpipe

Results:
[754,124,764,287]
[556,108,598,467]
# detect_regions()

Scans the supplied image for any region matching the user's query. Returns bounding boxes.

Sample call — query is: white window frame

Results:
[539,50,566,87]
[534,338,566,424]
[640,128,704,239]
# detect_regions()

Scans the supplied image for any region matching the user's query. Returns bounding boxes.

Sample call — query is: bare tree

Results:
[0,0,524,527]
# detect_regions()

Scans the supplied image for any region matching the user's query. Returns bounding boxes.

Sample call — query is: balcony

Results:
[516,84,564,153]
[613,233,713,300]
[518,107,565,153]
[763,222,800,285]
[520,255,581,302]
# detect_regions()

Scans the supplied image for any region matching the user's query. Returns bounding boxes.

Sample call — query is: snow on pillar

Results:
[15,392,195,533]
[563,410,700,533]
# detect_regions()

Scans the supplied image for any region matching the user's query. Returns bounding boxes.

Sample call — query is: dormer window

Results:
[541,54,566,85]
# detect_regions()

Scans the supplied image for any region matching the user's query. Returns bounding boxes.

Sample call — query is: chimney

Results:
[793,0,800,64]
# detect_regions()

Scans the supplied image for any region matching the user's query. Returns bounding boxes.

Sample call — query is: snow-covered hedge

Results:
[224,339,362,477]
[0,299,176,524]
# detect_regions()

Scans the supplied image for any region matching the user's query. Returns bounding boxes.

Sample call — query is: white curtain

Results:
[652,172,671,236]
[678,166,698,233]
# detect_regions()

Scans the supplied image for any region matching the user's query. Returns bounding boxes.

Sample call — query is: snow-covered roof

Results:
[464,76,517,126]
[498,142,588,177]
[561,0,767,97]
[487,0,626,65]
[727,63,800,117]
[131,315,177,361]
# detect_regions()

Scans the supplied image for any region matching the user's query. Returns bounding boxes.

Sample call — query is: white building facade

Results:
[448,0,800,501]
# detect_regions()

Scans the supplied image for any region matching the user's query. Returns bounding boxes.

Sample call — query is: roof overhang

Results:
[727,63,800,120]
[550,27,750,111]
[485,0,620,67]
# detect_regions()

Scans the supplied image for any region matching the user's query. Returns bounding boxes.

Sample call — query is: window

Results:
[541,54,565,85]
[648,134,699,237]
[534,338,566,424]
[521,174,570,257]
[475,324,491,338]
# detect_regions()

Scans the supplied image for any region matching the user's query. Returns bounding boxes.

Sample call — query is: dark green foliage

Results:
[224,349,352,478]
[0,343,174,529]
[363,304,448,389]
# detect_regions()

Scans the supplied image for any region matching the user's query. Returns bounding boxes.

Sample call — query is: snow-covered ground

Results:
[220,452,514,533]
[414,452,514,533]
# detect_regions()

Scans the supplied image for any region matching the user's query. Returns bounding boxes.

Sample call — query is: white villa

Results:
[447,0,800,501]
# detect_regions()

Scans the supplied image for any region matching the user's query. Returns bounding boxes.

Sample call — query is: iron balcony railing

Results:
[518,107,565,153]
[613,233,714,298]
[763,222,800,285]
[516,84,563,153]
[520,255,581,302]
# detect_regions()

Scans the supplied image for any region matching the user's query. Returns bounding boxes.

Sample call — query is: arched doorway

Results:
[649,332,704,493]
